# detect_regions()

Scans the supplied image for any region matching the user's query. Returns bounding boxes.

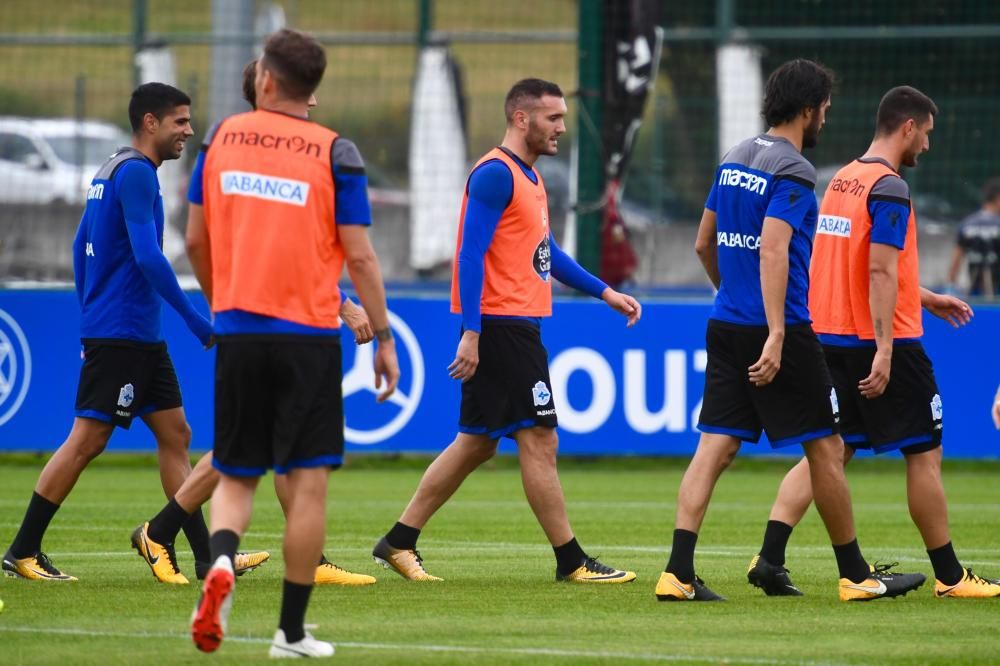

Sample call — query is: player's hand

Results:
[601,288,641,327]
[448,330,480,381]
[992,386,1000,430]
[373,339,399,403]
[341,303,374,344]
[925,292,973,328]
[859,349,891,399]
[748,333,782,386]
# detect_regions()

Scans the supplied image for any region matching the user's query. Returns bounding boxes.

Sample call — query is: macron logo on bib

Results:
[817,215,852,238]
[221,170,309,207]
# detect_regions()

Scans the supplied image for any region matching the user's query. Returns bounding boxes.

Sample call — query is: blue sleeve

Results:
[457,160,512,333]
[186,150,205,205]
[765,178,815,231]
[118,163,213,345]
[334,169,372,225]
[550,233,607,298]
[72,221,86,306]
[868,200,909,250]
[332,139,372,225]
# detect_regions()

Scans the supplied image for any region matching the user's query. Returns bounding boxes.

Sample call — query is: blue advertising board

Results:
[0,288,997,457]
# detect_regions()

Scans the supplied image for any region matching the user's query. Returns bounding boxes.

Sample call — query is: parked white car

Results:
[0,117,130,205]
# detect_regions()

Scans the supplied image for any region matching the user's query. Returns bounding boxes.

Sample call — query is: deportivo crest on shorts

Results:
[930,393,943,421]
[532,380,552,407]
[830,386,840,421]
[117,383,135,408]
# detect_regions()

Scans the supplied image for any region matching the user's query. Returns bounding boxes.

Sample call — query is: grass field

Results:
[1,455,999,665]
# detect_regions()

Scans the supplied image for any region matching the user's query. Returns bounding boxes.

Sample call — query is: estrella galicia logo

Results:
[533,235,551,282]
[341,309,425,445]
[532,381,552,407]
[0,308,32,427]
[117,383,135,408]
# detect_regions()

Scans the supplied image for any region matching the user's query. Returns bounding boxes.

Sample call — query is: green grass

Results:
[2,456,999,665]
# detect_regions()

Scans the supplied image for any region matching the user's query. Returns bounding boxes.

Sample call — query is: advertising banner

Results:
[0,290,997,457]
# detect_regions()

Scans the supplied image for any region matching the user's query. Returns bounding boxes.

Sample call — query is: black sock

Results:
[927,542,964,585]
[759,520,794,567]
[9,492,60,558]
[385,522,421,550]
[209,529,240,566]
[553,537,587,575]
[832,539,869,583]
[181,508,212,563]
[279,579,313,644]
[146,498,189,545]
[664,529,698,584]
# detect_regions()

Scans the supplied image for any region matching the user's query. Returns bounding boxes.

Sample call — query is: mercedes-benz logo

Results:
[0,308,31,427]
[342,309,424,445]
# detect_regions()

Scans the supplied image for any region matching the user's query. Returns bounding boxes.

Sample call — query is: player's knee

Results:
[159,419,193,452]
[71,426,112,461]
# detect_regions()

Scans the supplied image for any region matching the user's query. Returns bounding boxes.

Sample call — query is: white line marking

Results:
[0,626,845,665]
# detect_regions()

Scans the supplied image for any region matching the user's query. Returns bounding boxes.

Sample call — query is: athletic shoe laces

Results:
[34,551,63,575]
[870,561,900,578]
[164,543,182,575]
[964,569,997,586]
[582,557,617,575]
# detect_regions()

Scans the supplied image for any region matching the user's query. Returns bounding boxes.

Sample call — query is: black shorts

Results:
[75,339,183,429]
[213,336,344,477]
[823,343,943,455]
[698,320,839,448]
[459,319,558,440]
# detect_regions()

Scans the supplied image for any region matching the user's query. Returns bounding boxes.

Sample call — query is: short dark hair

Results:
[504,78,563,123]
[761,59,834,127]
[128,82,191,133]
[983,177,1000,204]
[242,59,257,109]
[875,85,938,136]
[260,28,325,101]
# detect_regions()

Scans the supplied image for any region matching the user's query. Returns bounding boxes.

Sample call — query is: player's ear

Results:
[143,112,159,134]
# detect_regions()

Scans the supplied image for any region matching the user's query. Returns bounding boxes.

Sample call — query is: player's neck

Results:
[257,99,309,119]
[765,124,803,152]
[862,138,903,172]
[500,134,538,167]
[132,138,162,168]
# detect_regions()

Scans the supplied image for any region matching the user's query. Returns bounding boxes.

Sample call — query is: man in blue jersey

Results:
[372,79,642,584]
[132,58,378,587]
[3,83,213,581]
[654,60,925,602]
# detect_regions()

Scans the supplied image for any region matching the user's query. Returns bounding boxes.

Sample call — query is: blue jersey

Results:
[74,147,211,344]
[706,134,818,326]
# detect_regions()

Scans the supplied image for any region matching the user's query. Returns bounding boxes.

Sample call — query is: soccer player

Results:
[371,78,642,585]
[654,60,926,602]
[747,86,1000,599]
[132,58,376,587]
[2,83,213,581]
[947,177,1000,297]
[190,29,399,657]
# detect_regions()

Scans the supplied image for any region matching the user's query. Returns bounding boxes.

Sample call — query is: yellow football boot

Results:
[131,522,189,584]
[372,537,442,581]
[2,549,77,581]
[315,555,376,585]
[557,557,637,584]
[655,571,724,600]
[839,562,925,601]
[935,568,1000,598]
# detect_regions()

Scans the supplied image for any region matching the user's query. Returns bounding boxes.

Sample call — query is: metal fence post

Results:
[576,0,604,274]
